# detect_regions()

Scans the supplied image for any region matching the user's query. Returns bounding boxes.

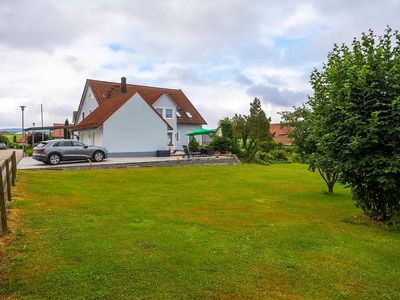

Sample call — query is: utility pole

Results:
[41,104,44,141]
[19,106,26,157]
[32,123,35,148]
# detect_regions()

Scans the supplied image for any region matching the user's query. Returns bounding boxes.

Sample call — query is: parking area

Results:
[0,149,23,163]
[18,156,178,170]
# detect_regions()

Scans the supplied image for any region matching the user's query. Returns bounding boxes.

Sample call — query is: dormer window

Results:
[186,112,193,118]
[176,111,181,118]
[165,108,173,119]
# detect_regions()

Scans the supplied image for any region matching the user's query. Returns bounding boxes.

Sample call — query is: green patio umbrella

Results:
[186,128,217,136]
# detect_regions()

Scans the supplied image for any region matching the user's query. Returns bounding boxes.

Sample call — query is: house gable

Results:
[152,93,178,130]
[75,84,98,124]
[102,93,169,153]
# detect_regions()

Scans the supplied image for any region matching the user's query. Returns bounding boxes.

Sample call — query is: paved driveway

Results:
[0,149,23,162]
[18,156,180,170]
[18,154,237,170]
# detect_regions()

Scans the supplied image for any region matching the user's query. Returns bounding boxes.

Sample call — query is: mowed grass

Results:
[1,164,400,299]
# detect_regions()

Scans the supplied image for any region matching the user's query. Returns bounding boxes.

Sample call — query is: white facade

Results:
[77,87,98,123]
[103,93,169,155]
[176,124,202,148]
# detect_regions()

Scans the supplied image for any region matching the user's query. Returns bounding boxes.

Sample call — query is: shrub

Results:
[258,140,276,152]
[188,137,200,151]
[210,136,231,153]
[0,135,8,145]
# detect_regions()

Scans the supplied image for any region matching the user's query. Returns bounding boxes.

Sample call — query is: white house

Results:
[72,77,207,156]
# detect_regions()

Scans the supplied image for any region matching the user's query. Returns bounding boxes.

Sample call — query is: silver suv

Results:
[33,139,108,165]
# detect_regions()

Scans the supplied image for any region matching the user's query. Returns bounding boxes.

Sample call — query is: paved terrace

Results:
[18,155,239,170]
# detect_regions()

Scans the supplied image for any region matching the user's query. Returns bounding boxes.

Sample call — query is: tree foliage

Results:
[246,98,271,142]
[64,119,70,139]
[0,135,8,145]
[218,118,234,140]
[281,105,341,193]
[307,27,400,220]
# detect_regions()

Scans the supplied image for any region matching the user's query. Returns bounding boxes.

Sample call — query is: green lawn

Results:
[1,164,399,299]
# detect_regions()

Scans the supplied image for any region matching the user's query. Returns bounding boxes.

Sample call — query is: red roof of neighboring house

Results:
[53,123,64,138]
[84,79,207,125]
[73,90,173,131]
[270,123,293,146]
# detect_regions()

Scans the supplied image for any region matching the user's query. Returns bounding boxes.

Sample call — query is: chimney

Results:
[121,77,127,93]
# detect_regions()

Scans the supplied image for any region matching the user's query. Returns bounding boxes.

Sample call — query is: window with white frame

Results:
[176,111,181,118]
[175,131,180,141]
[186,112,193,118]
[165,108,173,119]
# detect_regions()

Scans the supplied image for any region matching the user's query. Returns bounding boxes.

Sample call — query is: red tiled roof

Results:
[73,90,173,131]
[87,79,207,125]
[270,123,293,146]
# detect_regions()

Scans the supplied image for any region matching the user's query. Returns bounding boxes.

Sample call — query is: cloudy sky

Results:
[0,0,399,129]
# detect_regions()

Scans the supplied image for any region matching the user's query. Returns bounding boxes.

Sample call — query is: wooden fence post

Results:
[0,162,8,235]
[11,151,16,186]
[5,158,12,202]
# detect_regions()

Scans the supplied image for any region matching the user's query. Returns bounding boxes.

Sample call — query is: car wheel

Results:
[48,153,61,165]
[93,151,104,162]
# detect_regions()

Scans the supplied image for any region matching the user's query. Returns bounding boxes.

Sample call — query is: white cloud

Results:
[0,0,399,128]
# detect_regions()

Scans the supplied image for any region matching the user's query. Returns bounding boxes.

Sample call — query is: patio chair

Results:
[183,145,201,158]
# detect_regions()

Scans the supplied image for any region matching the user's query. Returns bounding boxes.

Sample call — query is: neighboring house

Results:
[270,124,292,146]
[72,77,207,156]
[52,123,64,139]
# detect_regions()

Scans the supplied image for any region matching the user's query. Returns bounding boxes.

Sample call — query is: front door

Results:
[167,131,174,149]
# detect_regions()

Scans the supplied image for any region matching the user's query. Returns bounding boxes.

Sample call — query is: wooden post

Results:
[5,158,12,202]
[11,151,16,186]
[0,162,8,235]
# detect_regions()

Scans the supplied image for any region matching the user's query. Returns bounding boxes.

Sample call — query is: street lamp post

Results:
[19,106,26,157]
[32,122,35,148]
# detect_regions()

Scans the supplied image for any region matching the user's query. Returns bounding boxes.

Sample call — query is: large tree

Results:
[231,114,249,145]
[281,105,341,193]
[246,98,271,142]
[64,119,70,139]
[308,27,400,221]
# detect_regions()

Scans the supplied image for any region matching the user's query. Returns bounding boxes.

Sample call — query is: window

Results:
[176,111,181,118]
[82,112,85,120]
[165,108,173,119]
[155,108,163,115]
[176,131,180,141]
[186,112,193,118]
[53,141,72,147]
[72,141,85,147]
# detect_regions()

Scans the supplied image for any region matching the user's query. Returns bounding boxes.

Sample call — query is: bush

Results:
[210,136,231,153]
[230,138,241,155]
[271,149,288,162]
[258,141,276,152]
[188,137,200,151]
[0,135,8,145]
